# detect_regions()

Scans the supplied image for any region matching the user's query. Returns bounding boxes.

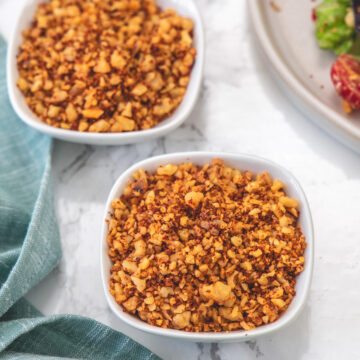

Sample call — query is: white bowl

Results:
[7,0,204,145]
[101,152,314,342]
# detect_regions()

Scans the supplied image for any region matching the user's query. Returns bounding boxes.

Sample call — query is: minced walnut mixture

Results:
[107,159,306,332]
[17,0,195,132]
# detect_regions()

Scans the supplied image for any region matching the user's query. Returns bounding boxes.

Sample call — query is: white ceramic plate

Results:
[7,0,204,145]
[101,152,314,342]
[248,0,360,153]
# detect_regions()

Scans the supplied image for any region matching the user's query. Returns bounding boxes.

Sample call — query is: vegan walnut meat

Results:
[16,0,196,132]
[107,159,306,332]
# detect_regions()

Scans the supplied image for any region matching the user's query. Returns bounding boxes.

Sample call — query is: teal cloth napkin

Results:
[0,38,160,360]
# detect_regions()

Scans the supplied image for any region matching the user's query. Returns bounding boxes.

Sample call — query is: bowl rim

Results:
[100,151,314,342]
[6,0,205,145]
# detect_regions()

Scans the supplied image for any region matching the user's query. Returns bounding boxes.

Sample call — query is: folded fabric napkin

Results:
[0,38,160,360]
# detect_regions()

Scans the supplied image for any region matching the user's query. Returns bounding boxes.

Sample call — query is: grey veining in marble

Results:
[1,0,360,359]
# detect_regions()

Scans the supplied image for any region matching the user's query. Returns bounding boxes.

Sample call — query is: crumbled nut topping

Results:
[107,159,306,332]
[270,1,281,12]
[17,0,196,132]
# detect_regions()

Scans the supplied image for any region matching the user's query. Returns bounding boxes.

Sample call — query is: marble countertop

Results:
[2,0,360,359]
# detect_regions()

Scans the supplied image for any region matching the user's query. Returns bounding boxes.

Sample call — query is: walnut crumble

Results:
[107,159,306,332]
[17,0,196,132]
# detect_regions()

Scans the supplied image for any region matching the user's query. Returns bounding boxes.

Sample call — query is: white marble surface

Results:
[2,0,360,359]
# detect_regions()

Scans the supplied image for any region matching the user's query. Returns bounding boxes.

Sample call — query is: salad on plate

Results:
[315,0,360,113]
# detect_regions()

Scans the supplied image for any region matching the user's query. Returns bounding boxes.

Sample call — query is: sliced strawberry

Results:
[331,54,360,110]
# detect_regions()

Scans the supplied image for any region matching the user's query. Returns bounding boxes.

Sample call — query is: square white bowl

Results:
[7,0,204,145]
[100,152,314,342]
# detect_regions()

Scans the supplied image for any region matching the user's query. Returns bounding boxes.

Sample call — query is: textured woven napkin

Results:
[0,38,160,360]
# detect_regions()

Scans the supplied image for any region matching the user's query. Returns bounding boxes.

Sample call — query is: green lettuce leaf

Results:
[315,0,355,54]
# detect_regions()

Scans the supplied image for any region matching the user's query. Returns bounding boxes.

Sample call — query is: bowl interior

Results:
[101,152,314,342]
[7,0,204,145]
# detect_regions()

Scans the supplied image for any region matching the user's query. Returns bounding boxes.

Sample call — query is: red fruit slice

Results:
[311,8,317,22]
[330,54,360,110]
